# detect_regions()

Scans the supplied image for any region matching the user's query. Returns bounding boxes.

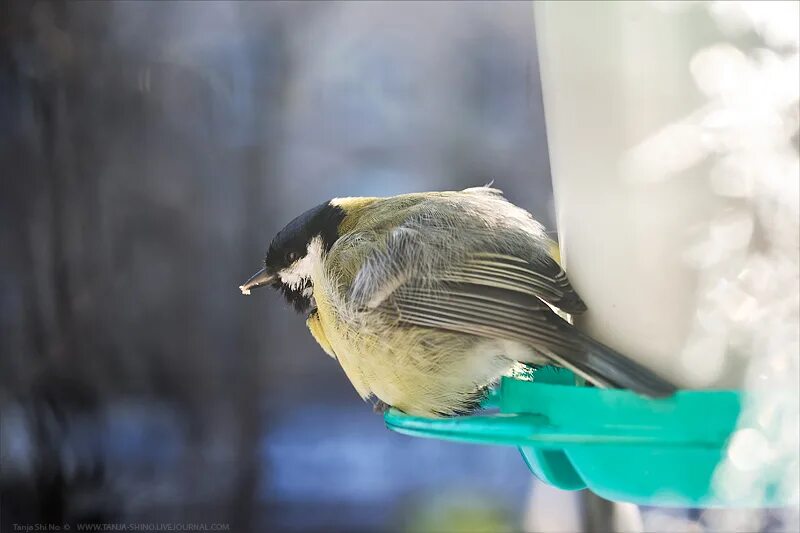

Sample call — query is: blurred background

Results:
[1,1,550,531]
[1,1,798,533]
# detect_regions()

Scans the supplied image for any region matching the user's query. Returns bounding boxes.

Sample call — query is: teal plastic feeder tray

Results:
[385,367,791,508]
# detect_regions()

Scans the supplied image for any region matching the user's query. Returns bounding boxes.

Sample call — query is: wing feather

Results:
[463,253,586,313]
[389,283,578,352]
[384,282,659,391]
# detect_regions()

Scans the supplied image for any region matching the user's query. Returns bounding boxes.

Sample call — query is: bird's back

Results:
[325,187,554,301]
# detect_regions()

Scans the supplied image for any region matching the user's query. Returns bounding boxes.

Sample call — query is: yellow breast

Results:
[310,283,374,400]
[306,312,335,359]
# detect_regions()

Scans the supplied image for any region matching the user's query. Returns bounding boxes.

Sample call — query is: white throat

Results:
[278,237,323,297]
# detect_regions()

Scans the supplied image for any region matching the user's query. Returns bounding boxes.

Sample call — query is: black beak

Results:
[239,268,275,295]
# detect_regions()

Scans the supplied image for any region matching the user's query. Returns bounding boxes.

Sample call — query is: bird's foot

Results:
[372,399,391,414]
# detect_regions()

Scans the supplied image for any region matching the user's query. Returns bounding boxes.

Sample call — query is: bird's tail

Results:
[547,326,677,397]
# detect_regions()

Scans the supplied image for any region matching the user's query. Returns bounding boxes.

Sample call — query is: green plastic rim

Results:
[384,367,794,508]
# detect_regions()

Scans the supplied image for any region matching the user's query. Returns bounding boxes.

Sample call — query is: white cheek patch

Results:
[278,257,313,290]
[278,238,323,291]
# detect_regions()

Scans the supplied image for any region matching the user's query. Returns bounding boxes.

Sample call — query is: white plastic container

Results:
[534,1,750,388]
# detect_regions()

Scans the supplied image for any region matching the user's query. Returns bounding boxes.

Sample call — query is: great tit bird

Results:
[240,187,675,417]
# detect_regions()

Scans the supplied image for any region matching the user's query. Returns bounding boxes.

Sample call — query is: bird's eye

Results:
[286,251,299,263]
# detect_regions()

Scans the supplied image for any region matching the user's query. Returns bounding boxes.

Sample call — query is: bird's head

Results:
[239,201,345,314]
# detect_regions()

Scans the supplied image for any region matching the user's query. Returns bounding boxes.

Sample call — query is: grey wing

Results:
[349,225,586,315]
[347,224,591,375]
[389,280,582,356]
[442,252,587,315]
[347,227,676,396]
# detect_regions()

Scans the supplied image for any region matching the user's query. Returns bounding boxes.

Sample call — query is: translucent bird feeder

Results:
[384,366,794,508]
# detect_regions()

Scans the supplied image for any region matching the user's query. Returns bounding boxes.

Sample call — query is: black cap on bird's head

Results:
[239,201,345,313]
